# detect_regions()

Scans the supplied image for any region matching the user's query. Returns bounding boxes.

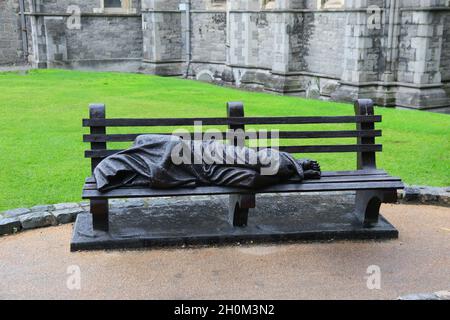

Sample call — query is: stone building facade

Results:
[0,0,25,64]
[1,0,449,112]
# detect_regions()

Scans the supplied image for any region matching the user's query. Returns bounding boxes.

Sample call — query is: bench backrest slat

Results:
[83,115,381,127]
[83,130,382,143]
[85,144,382,158]
[83,99,381,173]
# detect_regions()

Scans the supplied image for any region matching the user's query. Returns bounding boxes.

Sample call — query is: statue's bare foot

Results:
[297,159,321,179]
[298,159,321,172]
[304,169,321,179]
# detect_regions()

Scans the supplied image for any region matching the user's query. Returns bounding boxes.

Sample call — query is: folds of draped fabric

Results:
[94,134,305,192]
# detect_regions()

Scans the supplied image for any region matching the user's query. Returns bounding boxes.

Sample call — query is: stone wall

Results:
[35,0,141,12]
[228,12,274,69]
[141,0,183,76]
[392,7,449,111]
[302,12,346,78]
[1,0,448,111]
[65,17,143,61]
[441,14,450,82]
[191,12,227,63]
[25,0,143,71]
[0,0,23,65]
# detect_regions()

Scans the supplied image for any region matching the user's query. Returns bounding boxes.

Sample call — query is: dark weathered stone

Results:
[0,217,21,235]
[52,208,84,224]
[399,186,450,207]
[20,212,56,230]
[30,204,54,212]
[3,208,31,218]
[403,187,421,202]
[53,203,80,210]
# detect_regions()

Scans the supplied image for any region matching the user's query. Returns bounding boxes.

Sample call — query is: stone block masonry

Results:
[23,0,143,71]
[65,16,143,61]
[0,0,449,112]
[0,0,24,65]
[442,14,450,99]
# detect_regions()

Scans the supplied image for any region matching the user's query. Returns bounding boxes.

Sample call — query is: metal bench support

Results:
[89,104,109,232]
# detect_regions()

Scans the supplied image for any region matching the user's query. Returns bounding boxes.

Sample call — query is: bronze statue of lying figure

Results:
[94,134,321,192]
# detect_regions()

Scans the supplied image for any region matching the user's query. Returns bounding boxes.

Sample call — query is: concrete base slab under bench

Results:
[71,193,398,251]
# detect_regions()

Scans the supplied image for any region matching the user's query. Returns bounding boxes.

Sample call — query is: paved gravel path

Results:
[0,203,449,300]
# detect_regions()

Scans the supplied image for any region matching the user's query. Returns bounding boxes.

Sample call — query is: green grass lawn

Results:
[0,69,449,211]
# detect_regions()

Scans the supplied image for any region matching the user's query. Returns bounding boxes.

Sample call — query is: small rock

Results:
[397,291,450,300]
[306,79,320,99]
[3,208,31,218]
[435,291,450,300]
[419,192,439,203]
[0,217,21,235]
[79,201,90,210]
[320,81,339,96]
[20,212,56,230]
[397,293,440,300]
[403,186,420,202]
[52,208,84,224]
[399,185,450,207]
[30,204,54,212]
[437,192,450,206]
[221,69,235,83]
[53,203,80,210]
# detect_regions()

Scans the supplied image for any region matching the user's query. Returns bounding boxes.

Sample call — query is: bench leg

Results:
[355,189,397,227]
[228,194,255,227]
[91,199,109,232]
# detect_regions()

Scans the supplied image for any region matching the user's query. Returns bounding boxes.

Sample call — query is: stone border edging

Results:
[398,186,450,207]
[0,202,88,236]
[0,186,448,237]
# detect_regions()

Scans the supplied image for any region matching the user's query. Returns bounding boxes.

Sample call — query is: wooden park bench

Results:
[82,99,404,235]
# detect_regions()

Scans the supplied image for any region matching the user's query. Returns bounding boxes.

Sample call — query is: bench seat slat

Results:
[83,130,383,142]
[82,180,404,199]
[319,169,387,177]
[85,144,382,158]
[83,175,401,190]
[84,169,389,183]
[278,145,382,153]
[82,115,382,127]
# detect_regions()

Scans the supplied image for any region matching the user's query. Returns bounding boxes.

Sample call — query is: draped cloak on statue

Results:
[94,134,307,192]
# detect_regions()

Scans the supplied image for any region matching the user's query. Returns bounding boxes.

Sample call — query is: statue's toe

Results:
[304,170,321,179]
